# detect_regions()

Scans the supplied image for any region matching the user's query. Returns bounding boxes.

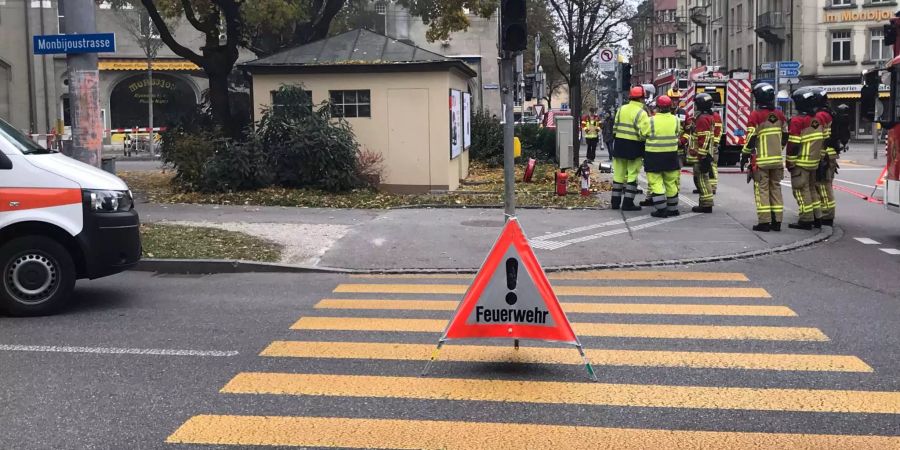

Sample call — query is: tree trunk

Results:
[207,70,235,135]
[569,66,583,168]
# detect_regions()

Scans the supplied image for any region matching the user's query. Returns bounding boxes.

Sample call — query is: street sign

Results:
[33,33,116,55]
[779,77,800,84]
[778,61,802,70]
[760,62,776,71]
[598,48,616,72]
[778,69,800,77]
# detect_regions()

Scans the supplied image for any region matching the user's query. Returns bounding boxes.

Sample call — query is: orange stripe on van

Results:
[0,188,82,212]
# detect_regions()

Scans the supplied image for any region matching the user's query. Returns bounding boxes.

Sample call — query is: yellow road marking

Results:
[167,415,900,449]
[333,284,771,298]
[351,271,750,282]
[220,372,900,414]
[315,299,796,316]
[261,341,873,372]
[291,317,829,341]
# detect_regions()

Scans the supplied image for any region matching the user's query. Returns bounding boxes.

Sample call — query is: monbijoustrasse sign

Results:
[824,9,893,23]
[33,33,116,55]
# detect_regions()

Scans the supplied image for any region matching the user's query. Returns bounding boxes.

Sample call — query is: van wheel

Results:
[0,236,76,316]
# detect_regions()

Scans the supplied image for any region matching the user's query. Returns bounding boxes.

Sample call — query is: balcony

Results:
[673,17,688,32]
[756,11,786,43]
[690,6,709,26]
[690,42,709,63]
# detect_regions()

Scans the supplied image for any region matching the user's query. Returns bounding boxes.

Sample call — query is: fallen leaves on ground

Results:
[120,162,611,209]
[141,223,282,261]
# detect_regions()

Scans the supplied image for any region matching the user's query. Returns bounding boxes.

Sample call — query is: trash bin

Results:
[101,156,116,174]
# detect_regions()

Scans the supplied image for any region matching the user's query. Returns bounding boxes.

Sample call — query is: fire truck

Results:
[678,66,753,166]
[862,13,900,213]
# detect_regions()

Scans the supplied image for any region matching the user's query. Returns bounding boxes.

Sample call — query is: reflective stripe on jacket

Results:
[787,114,825,169]
[613,101,649,160]
[744,109,787,169]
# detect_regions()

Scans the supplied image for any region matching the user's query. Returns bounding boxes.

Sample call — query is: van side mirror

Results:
[0,152,11,170]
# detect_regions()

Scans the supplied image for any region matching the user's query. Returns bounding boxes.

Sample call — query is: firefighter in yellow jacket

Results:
[611,86,651,210]
[741,83,788,232]
[639,95,682,217]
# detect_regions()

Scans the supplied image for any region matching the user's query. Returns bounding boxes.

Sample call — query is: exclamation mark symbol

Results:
[505,258,518,305]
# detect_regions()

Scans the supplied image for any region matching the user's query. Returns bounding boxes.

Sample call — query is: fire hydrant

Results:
[576,160,591,196]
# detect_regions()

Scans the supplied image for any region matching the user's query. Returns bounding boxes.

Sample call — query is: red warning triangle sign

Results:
[876,165,888,187]
[440,217,579,344]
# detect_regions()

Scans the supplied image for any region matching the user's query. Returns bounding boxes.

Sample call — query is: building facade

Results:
[0,1,210,139]
[631,0,689,86]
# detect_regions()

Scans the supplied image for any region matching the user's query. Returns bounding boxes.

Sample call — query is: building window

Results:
[748,0,754,29]
[272,89,313,113]
[871,28,888,61]
[374,2,387,15]
[668,33,677,45]
[730,8,735,35]
[747,44,753,69]
[831,30,852,62]
[736,5,743,33]
[737,47,743,68]
[668,57,677,68]
[330,90,371,118]
[57,0,65,33]
[831,0,851,5]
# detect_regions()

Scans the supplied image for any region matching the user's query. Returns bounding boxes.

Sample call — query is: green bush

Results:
[199,136,273,193]
[158,129,219,190]
[469,109,504,166]
[258,85,362,192]
[515,124,556,162]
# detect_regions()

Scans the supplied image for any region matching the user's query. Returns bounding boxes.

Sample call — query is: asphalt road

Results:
[2,146,899,449]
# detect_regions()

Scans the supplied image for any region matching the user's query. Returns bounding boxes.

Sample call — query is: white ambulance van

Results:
[0,118,141,316]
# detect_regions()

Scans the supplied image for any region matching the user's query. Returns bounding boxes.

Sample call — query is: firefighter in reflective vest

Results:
[741,83,788,232]
[639,95,682,218]
[688,93,719,213]
[582,107,601,161]
[612,86,651,210]
[815,90,837,226]
[786,87,826,230]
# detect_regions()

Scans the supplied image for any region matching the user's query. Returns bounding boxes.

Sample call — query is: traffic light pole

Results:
[502,55,516,218]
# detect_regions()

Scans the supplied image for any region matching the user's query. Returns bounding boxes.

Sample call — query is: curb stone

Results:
[132,226,836,275]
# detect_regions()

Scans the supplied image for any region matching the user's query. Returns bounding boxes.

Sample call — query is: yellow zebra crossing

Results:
[167,270,897,448]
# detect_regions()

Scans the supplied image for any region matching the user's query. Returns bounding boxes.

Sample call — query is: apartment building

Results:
[0,1,210,136]
[630,0,690,85]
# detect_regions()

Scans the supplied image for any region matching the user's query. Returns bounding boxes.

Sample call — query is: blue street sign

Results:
[778,68,800,77]
[33,33,116,55]
[760,63,776,71]
[777,61,801,70]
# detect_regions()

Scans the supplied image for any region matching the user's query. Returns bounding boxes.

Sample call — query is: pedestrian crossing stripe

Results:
[291,317,829,341]
[260,341,873,372]
[220,372,900,414]
[167,415,900,448]
[333,284,771,298]
[350,270,750,281]
[314,299,797,316]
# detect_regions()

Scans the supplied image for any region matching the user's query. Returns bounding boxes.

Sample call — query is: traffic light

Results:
[621,63,632,91]
[524,73,535,101]
[501,0,527,52]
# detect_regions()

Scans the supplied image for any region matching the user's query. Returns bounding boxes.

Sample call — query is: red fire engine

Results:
[863,12,900,212]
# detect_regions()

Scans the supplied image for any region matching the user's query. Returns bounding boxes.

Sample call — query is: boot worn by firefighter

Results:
[621,197,642,211]
[640,198,654,207]
[813,218,822,229]
[752,223,771,232]
[788,221,814,230]
[691,205,712,213]
[611,196,621,210]
[651,209,668,218]
[821,219,834,227]
[771,221,782,232]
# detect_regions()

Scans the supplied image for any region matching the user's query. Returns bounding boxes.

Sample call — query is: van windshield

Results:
[0,118,55,154]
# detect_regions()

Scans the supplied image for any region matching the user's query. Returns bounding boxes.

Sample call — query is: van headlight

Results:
[85,190,133,212]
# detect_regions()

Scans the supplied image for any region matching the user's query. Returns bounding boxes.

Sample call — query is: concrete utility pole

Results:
[501,56,516,217]
[65,0,103,167]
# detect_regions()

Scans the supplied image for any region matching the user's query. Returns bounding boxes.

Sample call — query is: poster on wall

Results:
[463,92,471,149]
[450,89,462,159]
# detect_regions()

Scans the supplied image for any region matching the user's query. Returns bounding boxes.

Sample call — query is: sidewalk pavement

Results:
[138,196,830,271]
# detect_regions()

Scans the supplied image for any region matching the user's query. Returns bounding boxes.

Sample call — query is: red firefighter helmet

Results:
[656,95,673,110]
[629,86,645,100]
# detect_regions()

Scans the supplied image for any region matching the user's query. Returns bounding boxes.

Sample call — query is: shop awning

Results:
[99,59,200,71]
[827,92,890,99]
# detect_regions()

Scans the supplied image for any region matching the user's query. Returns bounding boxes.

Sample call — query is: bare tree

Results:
[113,5,177,151]
[547,0,634,166]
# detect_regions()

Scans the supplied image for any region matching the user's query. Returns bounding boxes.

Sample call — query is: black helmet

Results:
[791,87,820,114]
[815,88,829,110]
[695,93,713,114]
[835,103,851,117]
[752,83,776,108]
